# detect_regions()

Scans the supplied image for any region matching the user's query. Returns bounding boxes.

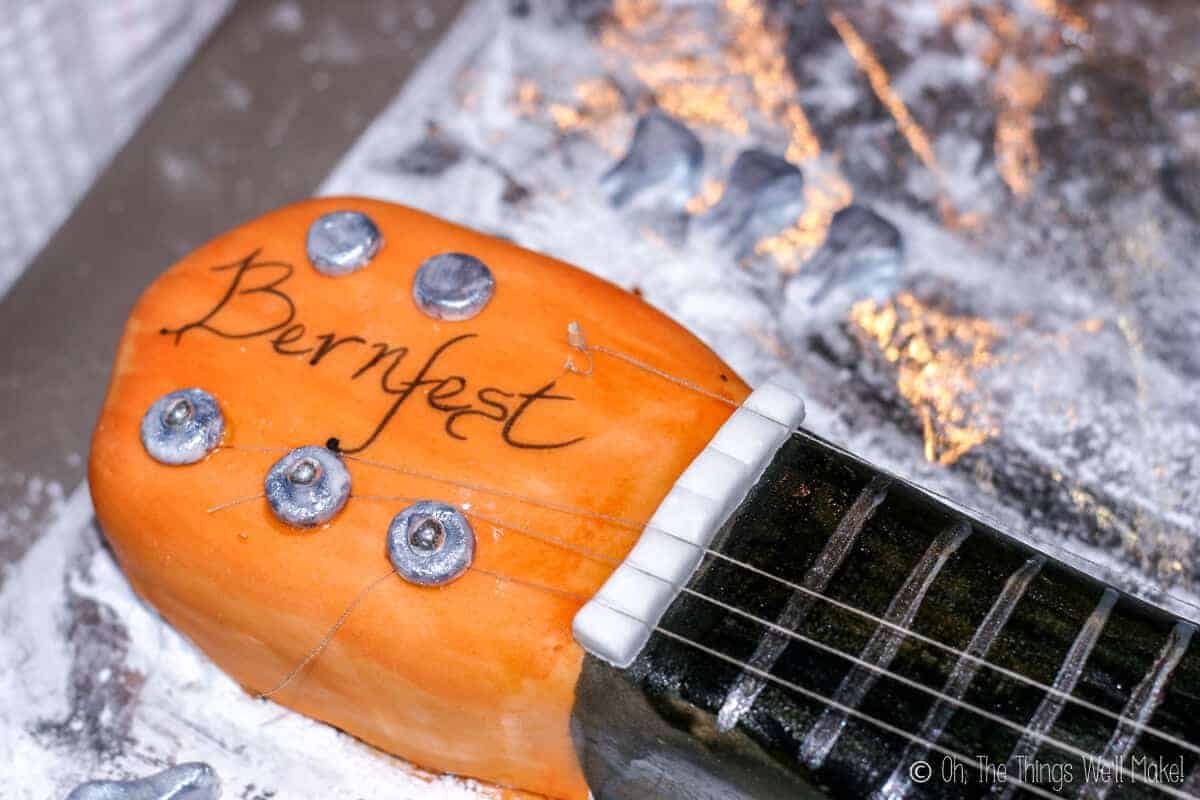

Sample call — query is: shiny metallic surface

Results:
[705,149,805,247]
[411,252,495,320]
[162,397,193,428]
[601,109,703,209]
[264,445,351,528]
[139,388,223,465]
[305,210,383,275]
[65,762,220,800]
[288,457,321,486]
[387,500,474,586]
[409,518,445,553]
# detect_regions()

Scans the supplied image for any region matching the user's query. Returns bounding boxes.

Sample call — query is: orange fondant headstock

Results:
[88,197,747,798]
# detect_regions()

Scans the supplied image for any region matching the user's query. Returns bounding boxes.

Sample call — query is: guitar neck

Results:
[572,430,1200,799]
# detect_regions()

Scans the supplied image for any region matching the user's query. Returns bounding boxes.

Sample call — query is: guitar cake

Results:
[89,198,1199,799]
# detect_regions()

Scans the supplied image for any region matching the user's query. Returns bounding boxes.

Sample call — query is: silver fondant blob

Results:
[65,762,220,800]
[797,205,903,307]
[601,109,703,209]
[411,252,495,320]
[305,210,383,275]
[704,148,805,248]
[387,500,475,586]
[264,445,351,527]
[139,388,224,465]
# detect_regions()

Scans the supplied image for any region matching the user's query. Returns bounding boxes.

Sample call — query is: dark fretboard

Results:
[572,431,1200,799]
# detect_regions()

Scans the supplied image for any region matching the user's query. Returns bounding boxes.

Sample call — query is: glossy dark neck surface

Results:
[572,431,1200,799]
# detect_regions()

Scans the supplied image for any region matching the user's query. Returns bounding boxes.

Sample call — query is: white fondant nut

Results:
[572,381,805,668]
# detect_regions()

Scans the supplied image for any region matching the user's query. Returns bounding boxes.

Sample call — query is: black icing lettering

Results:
[271,323,312,356]
[352,342,409,381]
[162,250,295,342]
[445,387,513,440]
[310,332,367,366]
[503,381,586,450]
[338,335,475,455]
[428,376,470,412]
[162,252,584,455]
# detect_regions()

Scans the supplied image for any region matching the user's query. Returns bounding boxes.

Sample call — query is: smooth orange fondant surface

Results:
[89,198,749,799]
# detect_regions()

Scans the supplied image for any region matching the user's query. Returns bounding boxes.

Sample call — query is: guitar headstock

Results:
[89,197,747,797]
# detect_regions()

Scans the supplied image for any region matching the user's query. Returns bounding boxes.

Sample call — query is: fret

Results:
[875,554,1045,799]
[992,588,1118,799]
[799,519,972,769]
[715,473,890,733]
[1078,621,1194,799]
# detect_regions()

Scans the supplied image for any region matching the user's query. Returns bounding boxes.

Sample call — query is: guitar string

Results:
[342,453,649,530]
[219,452,1200,636]
[561,325,811,436]
[207,492,264,512]
[210,442,653,531]
[257,566,397,699]
[351,495,1198,785]
[207,453,1200,758]
[216,437,1200,631]
[563,323,743,412]
[256,557,587,699]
